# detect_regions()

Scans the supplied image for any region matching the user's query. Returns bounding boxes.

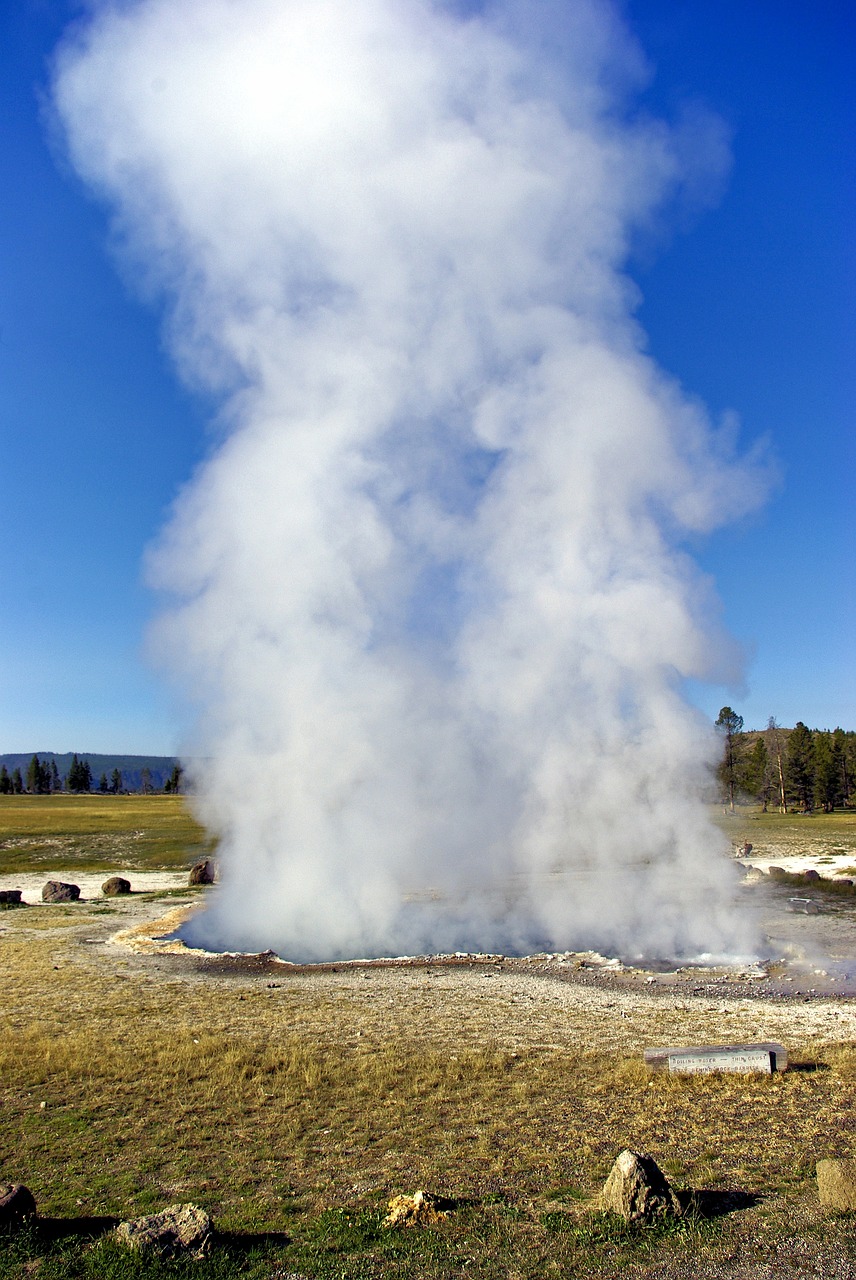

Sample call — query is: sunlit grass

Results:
[0,795,210,873]
[2,913,855,1278]
[712,806,856,859]
[2,800,856,1276]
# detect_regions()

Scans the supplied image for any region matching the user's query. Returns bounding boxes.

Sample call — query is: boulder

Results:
[41,881,81,903]
[188,859,215,886]
[803,869,821,882]
[0,890,23,906]
[102,876,132,897]
[113,1204,212,1258]
[817,1159,856,1210]
[599,1150,682,1224]
[0,1184,36,1226]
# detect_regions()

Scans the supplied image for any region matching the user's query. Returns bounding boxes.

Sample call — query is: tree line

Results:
[716,709,854,813]
[0,755,183,796]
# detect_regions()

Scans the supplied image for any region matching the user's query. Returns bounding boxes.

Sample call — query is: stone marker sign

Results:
[667,1048,771,1075]
[645,1042,787,1074]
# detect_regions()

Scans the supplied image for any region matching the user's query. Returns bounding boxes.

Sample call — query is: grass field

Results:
[0,795,211,874]
[712,807,856,863]
[2,799,856,1278]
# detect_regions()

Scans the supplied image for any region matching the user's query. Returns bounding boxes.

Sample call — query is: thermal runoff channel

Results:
[54,0,769,962]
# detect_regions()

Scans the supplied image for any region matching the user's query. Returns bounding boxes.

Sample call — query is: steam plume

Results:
[55,0,767,961]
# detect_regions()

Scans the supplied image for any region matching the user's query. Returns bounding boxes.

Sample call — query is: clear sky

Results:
[1,0,853,755]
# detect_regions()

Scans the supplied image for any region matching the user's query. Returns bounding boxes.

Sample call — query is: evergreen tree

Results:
[832,728,851,808]
[0,765,9,795]
[715,706,745,812]
[25,754,53,794]
[66,754,82,793]
[11,767,23,794]
[164,763,183,794]
[99,773,109,794]
[50,760,61,793]
[110,768,122,795]
[744,737,771,810]
[26,755,41,794]
[80,759,92,793]
[814,731,842,812]
[787,722,815,811]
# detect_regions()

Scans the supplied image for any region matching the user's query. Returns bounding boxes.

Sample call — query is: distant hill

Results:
[0,753,180,793]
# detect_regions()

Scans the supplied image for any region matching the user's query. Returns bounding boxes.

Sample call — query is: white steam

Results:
[55,0,766,961]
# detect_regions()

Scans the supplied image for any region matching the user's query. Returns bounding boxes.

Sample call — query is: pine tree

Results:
[814,731,842,812]
[165,763,183,794]
[11,767,23,794]
[67,754,82,793]
[26,755,41,794]
[745,737,771,810]
[787,722,815,812]
[715,707,745,812]
[832,728,851,808]
[99,773,109,794]
[110,768,122,795]
[50,760,61,793]
[0,765,10,795]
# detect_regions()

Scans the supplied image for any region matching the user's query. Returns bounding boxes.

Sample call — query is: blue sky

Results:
[1,0,853,754]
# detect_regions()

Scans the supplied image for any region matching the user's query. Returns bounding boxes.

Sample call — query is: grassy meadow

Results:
[1,798,856,1278]
[0,794,211,874]
[712,806,856,864]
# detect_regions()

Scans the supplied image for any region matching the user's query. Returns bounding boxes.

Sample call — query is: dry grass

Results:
[2,907,856,1280]
[3,800,856,1276]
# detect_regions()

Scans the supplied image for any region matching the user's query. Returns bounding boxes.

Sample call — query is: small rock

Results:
[817,1159,856,1210]
[0,890,24,906]
[113,1203,213,1258]
[803,869,821,882]
[101,876,132,897]
[0,1184,36,1226]
[188,859,215,886]
[41,881,81,903]
[599,1150,682,1223]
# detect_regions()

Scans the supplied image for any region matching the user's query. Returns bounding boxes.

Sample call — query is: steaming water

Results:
[54,0,770,963]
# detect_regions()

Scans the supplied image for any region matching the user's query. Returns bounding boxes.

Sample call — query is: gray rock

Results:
[817,1159,856,1210]
[101,876,132,897]
[0,1184,36,1225]
[188,859,215,886]
[0,890,23,906]
[599,1149,682,1223]
[114,1203,213,1258]
[41,881,81,903]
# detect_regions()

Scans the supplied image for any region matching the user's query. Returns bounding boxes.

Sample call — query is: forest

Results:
[715,709,854,813]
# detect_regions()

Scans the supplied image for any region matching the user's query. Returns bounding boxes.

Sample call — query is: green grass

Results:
[0,795,211,873]
[713,807,856,861]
